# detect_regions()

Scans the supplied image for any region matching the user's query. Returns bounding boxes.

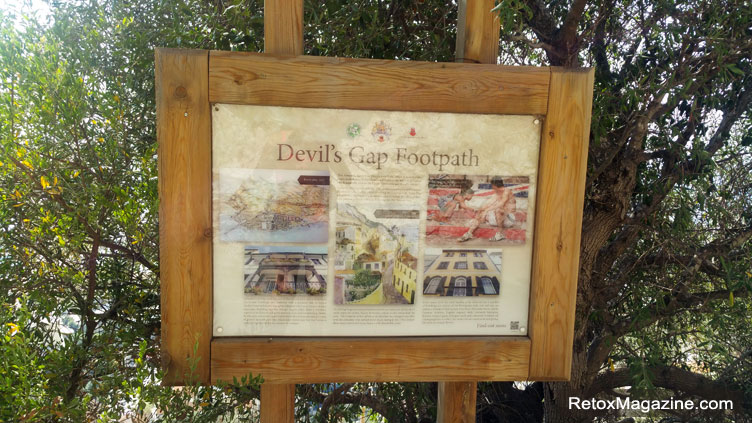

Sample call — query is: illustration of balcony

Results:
[244,254,326,295]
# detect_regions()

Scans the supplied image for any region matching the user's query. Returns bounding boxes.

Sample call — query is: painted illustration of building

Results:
[356,253,383,272]
[335,223,367,271]
[335,202,420,305]
[423,249,500,296]
[334,238,355,270]
[336,225,362,246]
[244,252,327,295]
[393,251,418,304]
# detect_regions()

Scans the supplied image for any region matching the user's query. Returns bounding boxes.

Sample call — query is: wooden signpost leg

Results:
[257,0,503,421]
[437,1,501,420]
[264,0,304,56]
[456,0,501,64]
[260,0,303,420]
[260,383,296,423]
[438,382,478,423]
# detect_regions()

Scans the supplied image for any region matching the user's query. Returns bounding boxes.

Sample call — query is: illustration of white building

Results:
[244,251,327,295]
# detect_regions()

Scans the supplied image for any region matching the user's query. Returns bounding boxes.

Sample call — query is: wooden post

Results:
[438,382,477,423]
[261,384,296,423]
[264,0,304,55]
[456,0,501,64]
[156,48,212,386]
[260,0,303,420]
[438,1,501,420]
[528,68,594,379]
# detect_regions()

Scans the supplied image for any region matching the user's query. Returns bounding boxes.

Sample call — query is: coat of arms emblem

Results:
[371,121,391,142]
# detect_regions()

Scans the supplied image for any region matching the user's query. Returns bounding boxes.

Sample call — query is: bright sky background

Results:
[2,0,52,28]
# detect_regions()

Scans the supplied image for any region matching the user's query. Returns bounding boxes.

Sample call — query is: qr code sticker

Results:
[510,321,519,330]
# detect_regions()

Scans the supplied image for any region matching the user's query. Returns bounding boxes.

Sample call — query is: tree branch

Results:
[99,239,158,274]
[320,383,355,417]
[591,0,614,79]
[592,76,752,290]
[65,232,100,402]
[521,0,558,43]
[612,287,749,338]
[588,365,746,412]
[298,384,393,419]
[7,155,158,274]
[559,0,588,48]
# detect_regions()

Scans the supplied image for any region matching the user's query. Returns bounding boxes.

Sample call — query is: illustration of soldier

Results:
[458,176,516,242]
[433,187,476,222]
[432,178,476,222]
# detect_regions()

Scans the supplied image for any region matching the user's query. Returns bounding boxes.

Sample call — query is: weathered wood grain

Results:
[264,0,303,55]
[211,337,530,384]
[456,0,501,64]
[438,382,477,423]
[208,51,550,115]
[528,68,594,380]
[156,48,212,385]
[260,383,296,423]
[450,3,502,418]
[261,3,304,416]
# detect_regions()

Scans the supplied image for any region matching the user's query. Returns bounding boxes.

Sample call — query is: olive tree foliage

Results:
[0,1,266,421]
[491,0,752,422]
[1,0,751,422]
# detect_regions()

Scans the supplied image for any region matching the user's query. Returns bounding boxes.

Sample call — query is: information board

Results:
[157,49,594,385]
[212,105,541,337]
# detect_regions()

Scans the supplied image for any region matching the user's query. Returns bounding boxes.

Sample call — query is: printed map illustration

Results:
[217,169,329,243]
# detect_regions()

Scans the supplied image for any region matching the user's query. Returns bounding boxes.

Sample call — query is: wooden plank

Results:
[208,52,550,115]
[456,0,501,64]
[262,0,302,413]
[528,68,594,380]
[261,383,296,423]
[451,2,503,418]
[264,0,303,55]
[156,48,212,385]
[211,337,530,384]
[437,382,477,423]
[261,1,305,413]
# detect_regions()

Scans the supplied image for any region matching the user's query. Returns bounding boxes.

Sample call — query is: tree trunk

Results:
[543,349,593,423]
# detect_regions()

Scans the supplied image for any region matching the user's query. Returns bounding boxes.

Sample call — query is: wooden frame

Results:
[158,48,593,387]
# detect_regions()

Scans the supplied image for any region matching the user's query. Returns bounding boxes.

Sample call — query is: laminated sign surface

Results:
[212,104,540,337]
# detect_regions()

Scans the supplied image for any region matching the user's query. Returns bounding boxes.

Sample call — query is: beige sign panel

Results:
[212,105,541,337]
